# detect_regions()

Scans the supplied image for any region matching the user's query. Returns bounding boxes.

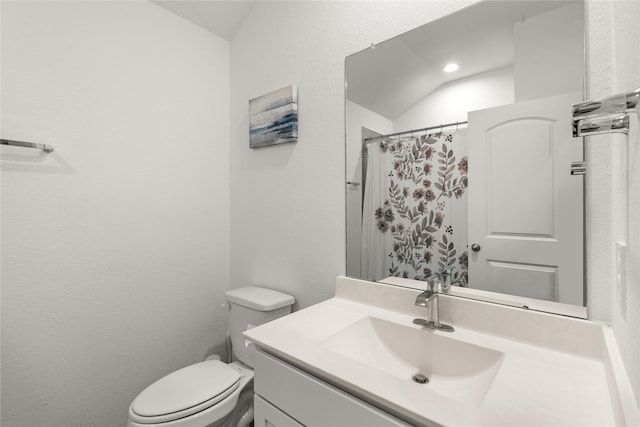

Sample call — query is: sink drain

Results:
[412,373,429,384]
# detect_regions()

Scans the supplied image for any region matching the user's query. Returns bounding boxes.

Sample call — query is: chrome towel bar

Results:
[572,88,639,137]
[1,138,54,153]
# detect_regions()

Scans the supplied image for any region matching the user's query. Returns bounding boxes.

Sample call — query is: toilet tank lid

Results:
[225,286,294,311]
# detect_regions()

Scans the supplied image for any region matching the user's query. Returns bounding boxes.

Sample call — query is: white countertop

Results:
[244,276,639,426]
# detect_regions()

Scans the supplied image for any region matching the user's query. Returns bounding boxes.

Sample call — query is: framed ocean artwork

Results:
[249,85,298,148]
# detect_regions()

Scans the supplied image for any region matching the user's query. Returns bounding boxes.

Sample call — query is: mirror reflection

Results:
[346,1,586,312]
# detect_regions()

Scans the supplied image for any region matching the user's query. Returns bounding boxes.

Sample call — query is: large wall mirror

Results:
[346,1,586,316]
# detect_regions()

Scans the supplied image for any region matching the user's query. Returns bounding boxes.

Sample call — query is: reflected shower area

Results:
[346,1,586,309]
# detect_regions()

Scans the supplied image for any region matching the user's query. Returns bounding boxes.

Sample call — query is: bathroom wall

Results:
[1,2,230,426]
[595,0,640,406]
[613,0,640,405]
[230,0,479,309]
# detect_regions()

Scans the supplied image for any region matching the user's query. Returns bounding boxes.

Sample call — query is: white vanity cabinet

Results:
[253,349,413,427]
[254,395,304,427]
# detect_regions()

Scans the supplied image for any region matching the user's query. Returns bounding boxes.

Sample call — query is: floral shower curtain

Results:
[361,130,469,285]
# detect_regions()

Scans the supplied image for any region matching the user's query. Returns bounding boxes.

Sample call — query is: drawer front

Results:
[255,395,305,427]
[254,349,412,427]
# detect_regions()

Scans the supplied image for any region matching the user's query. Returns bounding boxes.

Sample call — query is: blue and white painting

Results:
[249,85,298,148]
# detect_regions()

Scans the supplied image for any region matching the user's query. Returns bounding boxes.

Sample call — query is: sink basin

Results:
[322,316,504,405]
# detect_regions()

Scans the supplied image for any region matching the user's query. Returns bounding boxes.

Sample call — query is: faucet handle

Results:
[427,273,440,292]
[441,265,455,275]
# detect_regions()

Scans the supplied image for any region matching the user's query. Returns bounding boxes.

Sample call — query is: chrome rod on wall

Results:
[572,88,639,137]
[1,138,54,153]
[364,120,468,143]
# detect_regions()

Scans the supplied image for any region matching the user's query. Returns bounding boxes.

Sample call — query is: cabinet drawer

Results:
[255,395,304,427]
[254,349,411,427]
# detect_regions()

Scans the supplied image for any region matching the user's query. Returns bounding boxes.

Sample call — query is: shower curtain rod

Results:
[364,120,468,143]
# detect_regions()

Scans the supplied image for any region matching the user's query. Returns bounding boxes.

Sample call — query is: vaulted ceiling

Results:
[151,1,255,41]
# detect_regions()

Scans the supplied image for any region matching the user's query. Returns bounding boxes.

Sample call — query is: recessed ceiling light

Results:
[443,63,459,73]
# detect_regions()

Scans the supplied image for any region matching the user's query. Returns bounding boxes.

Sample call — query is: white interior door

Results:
[467,92,584,306]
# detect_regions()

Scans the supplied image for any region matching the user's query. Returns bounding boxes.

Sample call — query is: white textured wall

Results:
[230,1,479,309]
[1,2,231,426]
[602,0,640,407]
[585,0,640,406]
[584,1,615,324]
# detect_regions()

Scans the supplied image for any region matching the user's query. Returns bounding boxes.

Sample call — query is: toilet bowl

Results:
[127,287,294,427]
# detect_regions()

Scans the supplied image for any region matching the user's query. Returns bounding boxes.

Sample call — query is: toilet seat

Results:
[129,360,241,424]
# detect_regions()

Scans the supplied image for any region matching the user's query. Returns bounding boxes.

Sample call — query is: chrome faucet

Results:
[413,273,454,332]
[441,265,455,293]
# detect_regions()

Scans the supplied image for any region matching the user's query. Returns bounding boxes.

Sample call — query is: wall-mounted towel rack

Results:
[572,88,639,137]
[1,138,54,153]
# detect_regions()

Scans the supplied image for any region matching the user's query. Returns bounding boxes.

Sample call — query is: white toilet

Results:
[127,286,295,427]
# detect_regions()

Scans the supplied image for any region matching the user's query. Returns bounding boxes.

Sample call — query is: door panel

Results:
[468,92,583,306]
[488,118,554,237]
[487,260,558,301]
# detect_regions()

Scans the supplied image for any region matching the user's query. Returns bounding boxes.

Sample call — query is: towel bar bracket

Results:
[1,138,54,153]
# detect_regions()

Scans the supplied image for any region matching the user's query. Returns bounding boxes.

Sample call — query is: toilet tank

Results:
[225,286,294,368]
